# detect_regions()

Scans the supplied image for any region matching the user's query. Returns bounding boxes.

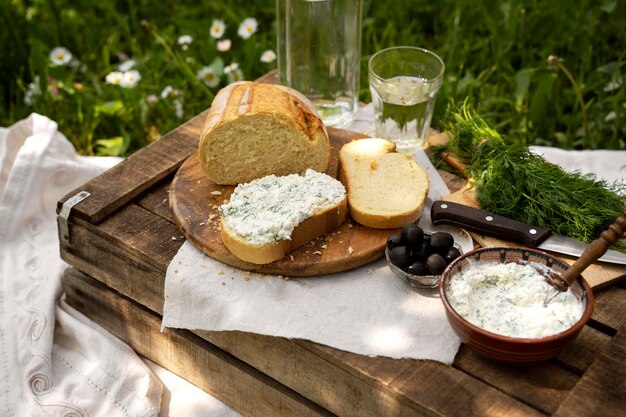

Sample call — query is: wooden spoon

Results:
[544,210,626,305]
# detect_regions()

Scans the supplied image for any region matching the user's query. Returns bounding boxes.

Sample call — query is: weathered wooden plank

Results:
[452,348,577,415]
[590,286,626,332]
[63,268,335,417]
[136,179,174,223]
[553,325,612,375]
[56,110,207,224]
[387,361,545,417]
[553,327,626,417]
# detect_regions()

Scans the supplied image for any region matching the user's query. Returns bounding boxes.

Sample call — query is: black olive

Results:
[386,234,403,250]
[389,246,411,269]
[426,253,447,275]
[407,261,428,276]
[445,247,462,264]
[430,232,454,249]
[401,224,423,245]
[411,241,429,260]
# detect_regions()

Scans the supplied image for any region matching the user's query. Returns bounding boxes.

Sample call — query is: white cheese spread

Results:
[447,262,584,338]
[219,169,346,245]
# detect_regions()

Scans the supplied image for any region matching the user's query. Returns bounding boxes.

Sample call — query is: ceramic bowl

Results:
[439,246,594,364]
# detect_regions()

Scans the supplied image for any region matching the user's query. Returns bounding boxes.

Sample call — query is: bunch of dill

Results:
[444,104,626,244]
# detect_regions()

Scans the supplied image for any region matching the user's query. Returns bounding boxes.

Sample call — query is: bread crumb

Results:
[217,270,224,275]
[174,268,179,273]
[208,213,217,221]
[370,161,378,170]
[197,180,201,184]
[199,221,206,226]
[162,199,168,204]
[212,205,218,210]
[321,244,327,249]
[210,191,222,196]
[348,246,354,255]
[339,240,344,244]
[243,275,250,281]
[289,254,294,261]
[171,236,177,241]
[283,276,291,281]
[367,269,374,275]
[313,251,322,256]
[347,223,353,228]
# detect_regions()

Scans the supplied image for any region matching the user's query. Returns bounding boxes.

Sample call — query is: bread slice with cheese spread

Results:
[199,81,331,185]
[219,169,347,264]
[338,138,429,229]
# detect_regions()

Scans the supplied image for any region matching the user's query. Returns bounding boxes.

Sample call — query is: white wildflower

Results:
[49,47,72,66]
[224,62,239,74]
[178,35,193,45]
[604,79,622,92]
[260,49,276,63]
[217,39,231,52]
[210,19,226,39]
[237,17,258,39]
[178,34,193,51]
[161,85,181,99]
[121,70,141,88]
[228,69,243,84]
[118,59,135,72]
[174,98,184,119]
[105,71,124,85]
[197,66,220,88]
[23,76,41,106]
[225,63,244,84]
[146,94,158,104]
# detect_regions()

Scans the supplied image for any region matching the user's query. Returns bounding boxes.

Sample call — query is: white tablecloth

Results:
[0,114,241,417]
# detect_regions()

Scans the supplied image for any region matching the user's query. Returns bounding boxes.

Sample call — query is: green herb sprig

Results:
[445,103,626,244]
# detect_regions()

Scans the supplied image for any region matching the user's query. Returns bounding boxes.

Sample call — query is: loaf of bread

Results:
[199,81,331,185]
[219,169,347,264]
[338,138,430,229]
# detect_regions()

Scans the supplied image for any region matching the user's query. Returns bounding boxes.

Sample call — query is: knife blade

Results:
[430,200,626,265]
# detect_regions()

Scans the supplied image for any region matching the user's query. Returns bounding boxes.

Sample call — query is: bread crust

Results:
[220,198,348,264]
[199,81,331,185]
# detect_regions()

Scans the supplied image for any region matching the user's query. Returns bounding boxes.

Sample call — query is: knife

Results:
[430,200,626,265]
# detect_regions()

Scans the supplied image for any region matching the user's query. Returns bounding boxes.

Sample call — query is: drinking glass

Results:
[276,0,362,127]
[368,46,445,153]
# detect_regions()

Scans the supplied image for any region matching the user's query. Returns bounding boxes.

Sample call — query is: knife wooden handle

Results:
[430,201,552,247]
[553,211,626,291]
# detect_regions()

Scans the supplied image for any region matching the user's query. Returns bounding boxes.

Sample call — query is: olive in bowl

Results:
[385,224,464,289]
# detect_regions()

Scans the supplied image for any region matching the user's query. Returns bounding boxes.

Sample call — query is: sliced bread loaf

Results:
[339,138,430,229]
[219,169,347,264]
[199,81,331,185]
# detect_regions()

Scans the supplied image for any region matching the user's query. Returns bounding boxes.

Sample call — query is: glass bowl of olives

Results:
[385,223,464,289]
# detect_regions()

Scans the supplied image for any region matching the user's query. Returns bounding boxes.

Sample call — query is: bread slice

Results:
[338,138,430,229]
[219,169,347,264]
[199,81,331,185]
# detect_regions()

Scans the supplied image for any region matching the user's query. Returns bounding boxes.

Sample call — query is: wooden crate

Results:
[57,105,626,417]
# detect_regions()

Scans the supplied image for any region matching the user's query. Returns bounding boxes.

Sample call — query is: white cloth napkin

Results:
[0,114,242,417]
[162,106,474,364]
[530,146,626,184]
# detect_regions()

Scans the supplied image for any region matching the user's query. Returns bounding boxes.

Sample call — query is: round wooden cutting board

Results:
[169,133,395,276]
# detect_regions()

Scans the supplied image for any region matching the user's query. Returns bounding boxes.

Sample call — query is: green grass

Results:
[1,0,624,155]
